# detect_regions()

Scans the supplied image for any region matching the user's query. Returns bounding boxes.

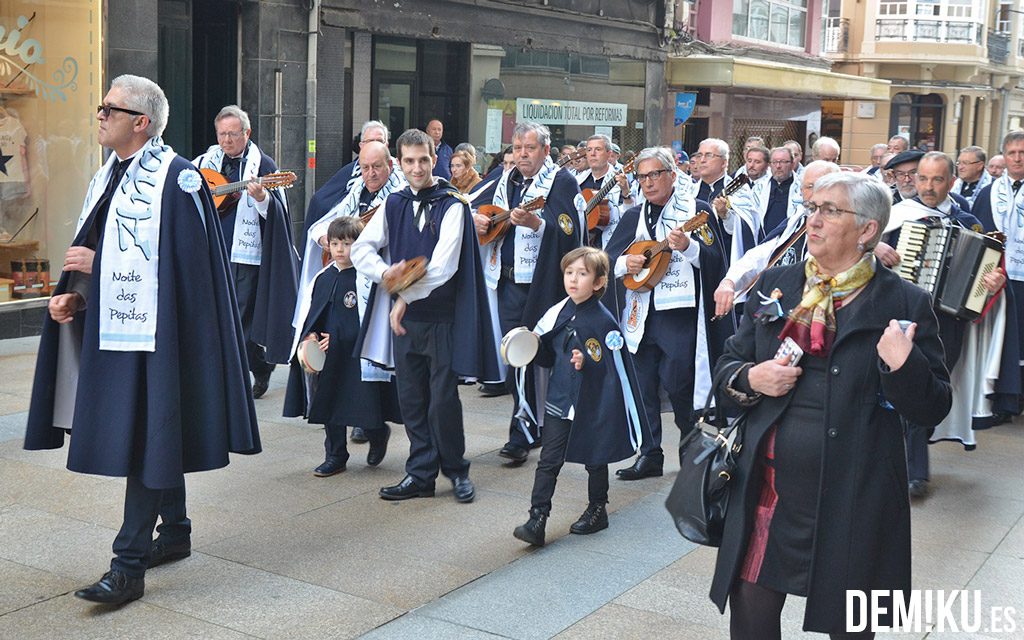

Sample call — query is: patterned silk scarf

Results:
[778,254,876,357]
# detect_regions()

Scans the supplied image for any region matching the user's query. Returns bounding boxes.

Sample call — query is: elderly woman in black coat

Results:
[710,172,952,639]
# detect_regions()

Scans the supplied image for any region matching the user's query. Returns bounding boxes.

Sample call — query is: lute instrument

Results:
[382,256,428,294]
[475,148,585,245]
[622,212,710,292]
[582,159,635,230]
[199,168,296,213]
[718,173,751,211]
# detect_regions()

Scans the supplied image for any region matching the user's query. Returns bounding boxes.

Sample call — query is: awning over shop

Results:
[667,55,890,101]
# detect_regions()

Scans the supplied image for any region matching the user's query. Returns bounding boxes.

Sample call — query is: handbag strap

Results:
[700,362,740,415]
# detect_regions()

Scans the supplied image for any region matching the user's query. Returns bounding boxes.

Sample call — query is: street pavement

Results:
[0,334,1022,639]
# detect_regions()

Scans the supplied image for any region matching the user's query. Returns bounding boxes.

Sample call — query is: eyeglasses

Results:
[691,153,723,160]
[892,169,918,181]
[804,201,859,220]
[770,160,792,166]
[217,130,247,140]
[956,159,982,166]
[97,104,145,118]
[636,169,672,182]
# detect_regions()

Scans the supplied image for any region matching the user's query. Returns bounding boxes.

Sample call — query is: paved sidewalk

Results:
[0,335,1022,639]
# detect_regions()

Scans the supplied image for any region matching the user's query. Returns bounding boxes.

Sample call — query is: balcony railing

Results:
[989,30,1010,65]
[875,18,982,44]
[824,17,850,54]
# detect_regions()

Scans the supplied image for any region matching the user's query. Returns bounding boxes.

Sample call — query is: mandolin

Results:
[200,168,297,212]
[622,212,710,292]
[475,148,585,245]
[719,173,751,210]
[582,159,635,230]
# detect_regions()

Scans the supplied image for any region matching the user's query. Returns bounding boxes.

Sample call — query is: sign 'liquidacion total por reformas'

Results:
[515,98,628,127]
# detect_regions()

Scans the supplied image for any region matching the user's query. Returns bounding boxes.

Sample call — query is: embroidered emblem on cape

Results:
[585,337,602,362]
[626,296,640,332]
[344,291,357,308]
[697,225,714,246]
[605,330,624,351]
[558,213,574,236]
[177,168,203,193]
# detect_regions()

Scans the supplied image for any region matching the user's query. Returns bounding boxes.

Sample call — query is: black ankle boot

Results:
[513,508,548,546]
[570,502,609,535]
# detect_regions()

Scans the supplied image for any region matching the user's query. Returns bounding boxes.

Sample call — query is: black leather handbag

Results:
[665,369,745,547]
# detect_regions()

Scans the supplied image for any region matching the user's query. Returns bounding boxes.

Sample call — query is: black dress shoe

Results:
[379,475,435,501]
[313,457,347,477]
[477,382,509,397]
[350,427,369,443]
[570,502,609,535]
[74,570,144,605]
[366,425,390,466]
[148,538,191,568]
[615,453,664,481]
[513,508,548,546]
[452,476,475,503]
[252,372,271,399]
[498,443,529,464]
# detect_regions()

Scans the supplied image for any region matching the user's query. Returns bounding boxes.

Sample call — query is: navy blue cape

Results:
[24,156,260,489]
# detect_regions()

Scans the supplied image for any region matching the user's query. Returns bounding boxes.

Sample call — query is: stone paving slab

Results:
[1,334,1023,639]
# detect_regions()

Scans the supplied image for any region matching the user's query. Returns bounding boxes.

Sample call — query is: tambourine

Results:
[500,326,540,368]
[297,337,326,374]
[383,256,428,294]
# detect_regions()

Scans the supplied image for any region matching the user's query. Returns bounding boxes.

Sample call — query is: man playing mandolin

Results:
[603,147,733,481]
[576,133,633,249]
[474,121,584,465]
[194,105,299,399]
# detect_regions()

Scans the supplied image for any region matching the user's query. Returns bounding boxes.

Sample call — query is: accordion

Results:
[894,219,1003,320]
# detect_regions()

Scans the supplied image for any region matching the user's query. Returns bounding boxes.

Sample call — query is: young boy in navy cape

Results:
[513,247,647,546]
[284,217,400,475]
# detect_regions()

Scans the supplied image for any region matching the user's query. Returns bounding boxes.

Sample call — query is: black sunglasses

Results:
[97,104,145,118]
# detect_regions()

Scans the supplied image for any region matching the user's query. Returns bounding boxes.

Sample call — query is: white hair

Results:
[699,137,730,161]
[586,134,612,151]
[110,74,169,137]
[812,171,891,247]
[635,146,676,172]
[214,104,251,132]
[513,121,551,147]
[812,136,841,159]
[361,120,390,144]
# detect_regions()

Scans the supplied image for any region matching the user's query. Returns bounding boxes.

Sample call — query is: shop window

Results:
[890,93,944,152]
[733,0,807,48]
[472,47,646,169]
[0,3,102,303]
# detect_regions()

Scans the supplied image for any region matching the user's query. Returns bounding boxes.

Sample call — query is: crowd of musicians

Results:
[24,74,1023,637]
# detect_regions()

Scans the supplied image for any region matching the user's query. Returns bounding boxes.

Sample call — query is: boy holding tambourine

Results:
[283,216,399,476]
[512,247,647,546]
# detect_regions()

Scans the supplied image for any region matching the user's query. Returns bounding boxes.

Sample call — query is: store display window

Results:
[0,2,102,303]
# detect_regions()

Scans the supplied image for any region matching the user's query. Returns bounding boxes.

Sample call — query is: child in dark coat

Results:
[284,217,400,475]
[513,247,646,546]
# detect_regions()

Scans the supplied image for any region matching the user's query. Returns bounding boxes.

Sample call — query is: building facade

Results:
[825,0,1024,165]
[664,0,889,170]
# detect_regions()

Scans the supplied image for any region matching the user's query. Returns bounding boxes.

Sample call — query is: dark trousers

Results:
[498,277,540,447]
[632,307,698,456]
[393,320,469,486]
[112,476,185,578]
[155,485,190,544]
[324,423,387,460]
[233,263,275,377]
[530,415,609,514]
[904,422,930,482]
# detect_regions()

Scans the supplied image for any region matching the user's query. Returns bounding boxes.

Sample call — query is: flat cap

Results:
[884,149,925,169]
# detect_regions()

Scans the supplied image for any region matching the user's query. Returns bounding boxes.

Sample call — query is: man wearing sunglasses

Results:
[194,105,298,400]
[24,75,260,606]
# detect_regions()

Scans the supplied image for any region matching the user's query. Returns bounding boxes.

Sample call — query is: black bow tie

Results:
[1013,180,1023,194]
[222,156,241,174]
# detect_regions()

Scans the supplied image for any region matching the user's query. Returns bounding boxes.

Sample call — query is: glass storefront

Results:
[0,0,102,303]
[467,45,647,171]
